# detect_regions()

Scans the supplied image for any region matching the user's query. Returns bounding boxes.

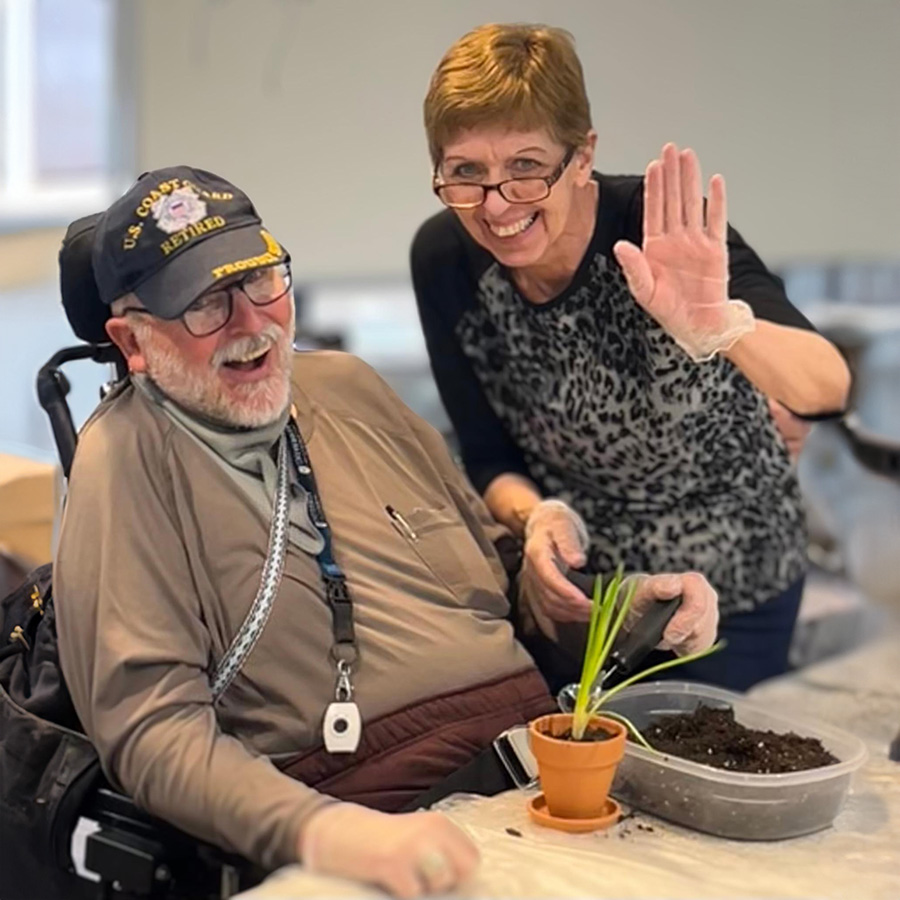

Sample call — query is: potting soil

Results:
[637,704,838,773]
[555,723,618,742]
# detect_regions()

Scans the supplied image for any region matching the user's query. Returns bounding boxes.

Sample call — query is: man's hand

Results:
[625,572,719,656]
[768,398,812,460]
[521,500,592,622]
[300,803,479,899]
[613,143,755,361]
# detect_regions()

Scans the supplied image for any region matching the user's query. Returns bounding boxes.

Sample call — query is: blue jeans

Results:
[644,577,805,693]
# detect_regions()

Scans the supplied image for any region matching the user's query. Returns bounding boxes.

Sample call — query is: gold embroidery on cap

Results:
[159,216,227,256]
[123,223,144,251]
[209,229,284,280]
[124,177,235,250]
[134,178,233,219]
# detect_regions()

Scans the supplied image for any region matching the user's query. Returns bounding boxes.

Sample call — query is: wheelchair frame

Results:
[27,342,265,900]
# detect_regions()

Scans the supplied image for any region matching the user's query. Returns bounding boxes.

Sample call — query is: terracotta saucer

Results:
[527,792,622,833]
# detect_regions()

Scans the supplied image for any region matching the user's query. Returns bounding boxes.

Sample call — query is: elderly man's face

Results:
[118,277,295,429]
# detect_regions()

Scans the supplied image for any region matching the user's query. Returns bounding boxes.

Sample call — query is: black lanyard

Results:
[284,419,357,668]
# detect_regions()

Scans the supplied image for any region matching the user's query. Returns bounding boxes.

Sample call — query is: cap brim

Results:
[133,223,287,320]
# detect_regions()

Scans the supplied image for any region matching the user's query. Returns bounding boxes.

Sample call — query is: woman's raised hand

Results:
[613,143,754,361]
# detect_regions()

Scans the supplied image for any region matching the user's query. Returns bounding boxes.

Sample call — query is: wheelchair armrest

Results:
[80,787,264,898]
[83,788,173,840]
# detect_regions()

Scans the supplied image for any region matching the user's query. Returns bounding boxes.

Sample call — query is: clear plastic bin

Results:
[605,681,867,840]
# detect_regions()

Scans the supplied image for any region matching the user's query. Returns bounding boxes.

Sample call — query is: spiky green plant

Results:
[570,566,724,741]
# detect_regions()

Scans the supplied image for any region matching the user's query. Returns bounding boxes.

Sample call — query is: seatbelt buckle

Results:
[492,725,538,790]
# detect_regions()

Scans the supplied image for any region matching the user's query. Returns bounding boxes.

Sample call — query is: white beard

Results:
[132,305,294,429]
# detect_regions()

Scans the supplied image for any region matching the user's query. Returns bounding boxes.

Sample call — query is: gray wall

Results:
[136,0,900,279]
[5,0,899,457]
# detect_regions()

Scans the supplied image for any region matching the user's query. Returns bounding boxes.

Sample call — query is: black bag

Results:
[0,563,103,899]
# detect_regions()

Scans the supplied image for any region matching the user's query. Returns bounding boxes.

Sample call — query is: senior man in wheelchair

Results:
[55,166,719,899]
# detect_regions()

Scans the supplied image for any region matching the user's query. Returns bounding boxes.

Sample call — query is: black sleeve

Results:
[616,178,840,418]
[725,225,817,331]
[410,212,532,496]
[619,177,818,332]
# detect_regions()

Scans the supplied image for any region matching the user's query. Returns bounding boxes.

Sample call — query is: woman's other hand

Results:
[768,398,812,460]
[625,572,720,656]
[521,499,593,621]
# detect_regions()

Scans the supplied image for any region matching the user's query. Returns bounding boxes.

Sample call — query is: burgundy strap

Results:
[278,668,554,811]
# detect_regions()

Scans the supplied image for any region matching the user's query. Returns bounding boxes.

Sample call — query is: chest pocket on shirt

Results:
[388,504,508,616]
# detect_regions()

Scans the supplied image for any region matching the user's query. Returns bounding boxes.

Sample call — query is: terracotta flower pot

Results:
[528,713,627,820]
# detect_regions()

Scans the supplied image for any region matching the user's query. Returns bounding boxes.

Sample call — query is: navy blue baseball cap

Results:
[91,166,288,320]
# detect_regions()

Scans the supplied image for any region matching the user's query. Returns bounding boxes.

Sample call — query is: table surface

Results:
[235,631,900,899]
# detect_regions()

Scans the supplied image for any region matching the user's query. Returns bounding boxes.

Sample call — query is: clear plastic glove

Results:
[521,499,592,622]
[613,143,756,362]
[625,571,719,656]
[299,802,479,899]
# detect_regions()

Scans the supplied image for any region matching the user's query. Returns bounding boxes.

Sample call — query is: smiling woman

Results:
[432,129,596,293]
[410,23,851,692]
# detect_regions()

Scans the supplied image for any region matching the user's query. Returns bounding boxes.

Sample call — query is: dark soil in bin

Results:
[613,704,849,839]
[635,704,838,773]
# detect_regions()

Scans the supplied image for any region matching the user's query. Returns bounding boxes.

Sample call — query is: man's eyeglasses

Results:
[125,262,293,337]
[432,146,576,210]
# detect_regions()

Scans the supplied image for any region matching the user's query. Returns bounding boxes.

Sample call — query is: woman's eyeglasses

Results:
[433,146,575,210]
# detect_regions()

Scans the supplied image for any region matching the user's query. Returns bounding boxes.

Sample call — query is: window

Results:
[0,0,116,223]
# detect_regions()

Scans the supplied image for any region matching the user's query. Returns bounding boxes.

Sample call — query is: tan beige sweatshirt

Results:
[56,351,537,869]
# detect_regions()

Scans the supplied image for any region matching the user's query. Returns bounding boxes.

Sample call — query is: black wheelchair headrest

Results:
[59,212,110,344]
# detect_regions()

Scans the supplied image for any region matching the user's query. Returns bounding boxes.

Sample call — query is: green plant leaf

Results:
[569,566,726,742]
[593,639,728,711]
[598,574,637,667]
[593,709,660,754]
[572,573,604,738]
[572,565,629,739]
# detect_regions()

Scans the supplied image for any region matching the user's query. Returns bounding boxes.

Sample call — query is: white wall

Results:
[134,0,899,280]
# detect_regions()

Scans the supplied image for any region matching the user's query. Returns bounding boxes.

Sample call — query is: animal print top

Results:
[412,175,815,614]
